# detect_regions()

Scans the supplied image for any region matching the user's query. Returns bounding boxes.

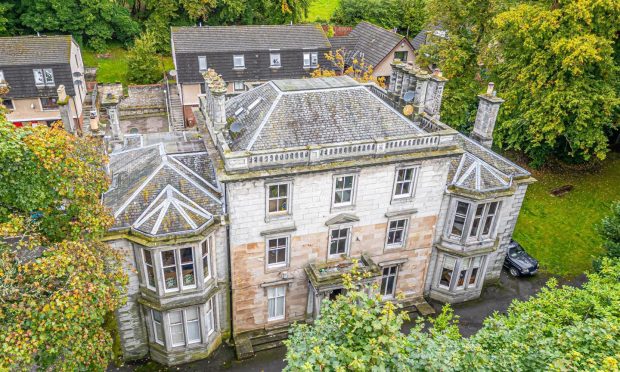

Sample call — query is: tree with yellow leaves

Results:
[311,48,386,88]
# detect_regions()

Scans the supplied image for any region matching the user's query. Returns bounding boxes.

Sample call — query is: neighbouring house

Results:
[0,35,86,131]
[170,24,331,110]
[102,132,230,365]
[329,21,417,84]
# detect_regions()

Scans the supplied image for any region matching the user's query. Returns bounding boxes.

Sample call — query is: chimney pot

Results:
[433,68,442,77]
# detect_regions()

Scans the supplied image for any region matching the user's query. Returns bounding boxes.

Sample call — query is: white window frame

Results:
[270,53,281,68]
[0,70,5,84]
[266,236,289,268]
[205,298,215,336]
[392,166,419,199]
[201,235,214,283]
[40,97,59,111]
[447,200,501,242]
[150,309,165,345]
[332,174,357,207]
[43,68,54,86]
[198,56,208,71]
[455,256,484,290]
[160,247,197,293]
[328,226,351,258]
[385,218,408,249]
[33,69,45,86]
[303,52,318,68]
[168,307,202,348]
[267,286,286,321]
[380,265,399,298]
[142,249,157,290]
[438,254,457,290]
[233,81,245,91]
[266,182,291,216]
[233,54,245,69]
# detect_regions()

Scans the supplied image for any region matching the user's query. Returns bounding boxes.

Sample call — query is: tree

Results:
[594,202,620,270]
[311,49,386,88]
[0,111,112,242]
[487,1,619,165]
[0,240,126,371]
[285,259,620,370]
[331,0,428,37]
[18,0,139,52]
[127,32,163,84]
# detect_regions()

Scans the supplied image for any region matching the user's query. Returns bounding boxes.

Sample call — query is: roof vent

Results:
[247,98,263,111]
[234,107,244,116]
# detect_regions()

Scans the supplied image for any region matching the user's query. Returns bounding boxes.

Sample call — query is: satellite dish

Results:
[403,91,415,103]
[72,71,83,78]
[403,105,414,116]
[230,121,243,133]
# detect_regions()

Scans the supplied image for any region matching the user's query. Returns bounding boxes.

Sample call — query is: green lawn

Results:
[82,46,174,86]
[513,152,620,277]
[305,0,340,22]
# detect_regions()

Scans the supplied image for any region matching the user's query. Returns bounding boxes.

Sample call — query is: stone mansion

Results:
[103,63,534,365]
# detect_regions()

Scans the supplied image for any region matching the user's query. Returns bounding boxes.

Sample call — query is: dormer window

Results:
[303,52,318,68]
[33,68,54,87]
[270,53,281,68]
[198,56,207,71]
[447,200,501,242]
[233,55,245,69]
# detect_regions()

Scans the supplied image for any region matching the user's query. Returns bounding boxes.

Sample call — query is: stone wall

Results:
[119,85,166,118]
[227,157,451,334]
[107,238,149,360]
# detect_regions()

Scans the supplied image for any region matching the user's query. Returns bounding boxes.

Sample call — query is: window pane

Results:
[469,267,479,285]
[269,185,279,197]
[33,69,44,84]
[279,184,287,196]
[440,268,453,287]
[268,297,275,318]
[170,324,185,346]
[182,263,195,286]
[146,266,156,288]
[342,190,351,203]
[269,199,277,212]
[44,69,54,84]
[185,307,199,320]
[456,201,469,215]
[180,248,193,263]
[169,310,182,324]
[276,297,284,316]
[162,251,176,266]
[152,309,163,322]
[451,215,466,237]
[164,267,178,289]
[202,241,211,280]
[187,320,201,343]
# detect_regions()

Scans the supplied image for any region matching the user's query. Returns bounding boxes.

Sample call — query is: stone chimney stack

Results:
[202,69,228,132]
[470,82,504,148]
[423,69,447,118]
[57,85,75,134]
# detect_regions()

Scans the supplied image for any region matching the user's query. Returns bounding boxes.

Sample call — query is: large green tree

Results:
[488,0,619,165]
[597,201,620,262]
[126,31,164,84]
[285,259,620,370]
[332,0,428,36]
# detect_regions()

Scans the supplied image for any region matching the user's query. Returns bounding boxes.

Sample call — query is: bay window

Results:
[161,247,196,292]
[201,236,213,282]
[448,200,501,241]
[437,254,485,291]
[151,309,165,345]
[147,301,218,349]
[143,250,156,290]
[439,255,456,289]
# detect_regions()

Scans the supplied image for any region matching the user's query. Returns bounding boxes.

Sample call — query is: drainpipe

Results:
[224,182,234,340]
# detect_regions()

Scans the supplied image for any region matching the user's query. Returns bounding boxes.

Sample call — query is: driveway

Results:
[112,269,586,372]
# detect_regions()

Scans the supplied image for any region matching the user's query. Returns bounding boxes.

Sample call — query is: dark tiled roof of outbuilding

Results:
[329,21,406,67]
[171,24,331,53]
[410,29,428,50]
[223,76,425,151]
[103,134,222,237]
[0,35,72,66]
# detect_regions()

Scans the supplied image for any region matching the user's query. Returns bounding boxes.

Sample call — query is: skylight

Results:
[247,98,263,111]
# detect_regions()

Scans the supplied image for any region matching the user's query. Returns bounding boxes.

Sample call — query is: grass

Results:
[305,0,340,22]
[513,152,620,277]
[82,45,174,86]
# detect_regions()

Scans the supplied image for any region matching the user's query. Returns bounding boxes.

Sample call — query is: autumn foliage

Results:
[311,48,386,88]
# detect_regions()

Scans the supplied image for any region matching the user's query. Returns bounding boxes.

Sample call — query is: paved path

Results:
[112,269,586,372]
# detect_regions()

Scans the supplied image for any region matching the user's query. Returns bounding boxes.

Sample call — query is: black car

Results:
[504,240,539,277]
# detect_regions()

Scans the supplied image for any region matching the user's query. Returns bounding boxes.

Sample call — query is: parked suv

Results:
[504,240,539,277]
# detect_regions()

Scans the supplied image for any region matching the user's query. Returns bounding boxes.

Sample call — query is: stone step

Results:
[253,339,284,353]
[250,330,289,347]
[234,333,254,360]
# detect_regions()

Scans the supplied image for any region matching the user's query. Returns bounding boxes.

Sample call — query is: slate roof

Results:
[223,76,425,151]
[329,21,407,67]
[0,35,72,66]
[171,25,331,53]
[410,29,428,50]
[104,134,222,237]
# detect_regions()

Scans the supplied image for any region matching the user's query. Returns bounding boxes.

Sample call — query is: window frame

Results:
[385,218,409,249]
[394,51,408,62]
[265,181,292,218]
[43,68,54,85]
[380,265,399,298]
[142,249,157,290]
[437,254,486,291]
[2,99,14,111]
[392,166,419,200]
[303,52,318,68]
[167,307,202,348]
[438,255,457,290]
[40,97,59,111]
[159,247,197,293]
[201,234,214,283]
[266,235,289,269]
[328,226,351,259]
[0,70,5,84]
[270,53,281,68]
[331,174,357,208]
[233,81,245,92]
[267,285,286,321]
[33,69,45,86]
[205,297,215,336]
[233,54,245,69]
[150,309,165,346]
[198,55,208,71]
[447,199,501,242]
